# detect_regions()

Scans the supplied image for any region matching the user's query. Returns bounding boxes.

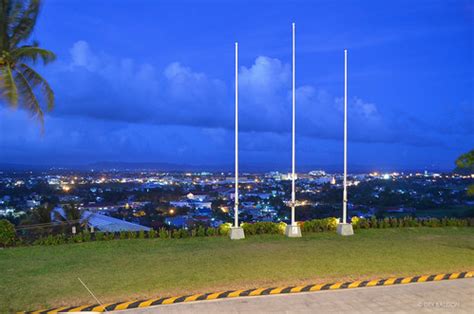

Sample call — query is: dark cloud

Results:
[41,41,470,148]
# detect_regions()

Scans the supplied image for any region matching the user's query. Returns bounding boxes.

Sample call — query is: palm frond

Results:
[18,62,53,110]
[11,46,55,64]
[0,0,11,46]
[0,65,19,106]
[13,67,44,126]
[9,0,41,49]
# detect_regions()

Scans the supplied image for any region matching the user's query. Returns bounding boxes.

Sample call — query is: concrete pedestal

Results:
[229,227,245,240]
[285,224,302,237]
[337,223,354,236]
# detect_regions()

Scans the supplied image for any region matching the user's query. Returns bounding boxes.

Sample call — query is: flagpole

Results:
[337,49,354,236]
[234,42,239,229]
[230,42,245,240]
[343,49,348,224]
[291,22,296,227]
[286,22,301,237]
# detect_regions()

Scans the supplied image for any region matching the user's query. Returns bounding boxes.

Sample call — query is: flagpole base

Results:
[337,223,354,236]
[230,227,245,240]
[285,224,302,237]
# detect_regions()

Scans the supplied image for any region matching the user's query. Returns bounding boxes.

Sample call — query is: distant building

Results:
[82,211,151,232]
[165,215,189,228]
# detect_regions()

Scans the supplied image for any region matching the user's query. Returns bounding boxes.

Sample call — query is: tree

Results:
[0,0,55,128]
[455,149,474,196]
[0,219,16,247]
[455,150,474,173]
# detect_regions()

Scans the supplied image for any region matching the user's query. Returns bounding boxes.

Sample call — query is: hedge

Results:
[5,217,474,248]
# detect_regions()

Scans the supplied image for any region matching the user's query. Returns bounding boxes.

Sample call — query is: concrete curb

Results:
[22,271,474,313]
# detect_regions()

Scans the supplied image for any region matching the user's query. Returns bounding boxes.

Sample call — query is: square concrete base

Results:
[285,224,302,237]
[229,227,245,240]
[337,223,354,236]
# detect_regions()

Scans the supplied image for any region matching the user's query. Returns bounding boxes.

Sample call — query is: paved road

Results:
[114,278,473,313]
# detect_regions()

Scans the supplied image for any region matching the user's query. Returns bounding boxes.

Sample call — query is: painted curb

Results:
[22,271,474,313]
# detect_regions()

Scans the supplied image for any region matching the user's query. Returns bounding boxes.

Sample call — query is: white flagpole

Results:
[285,23,301,237]
[230,42,244,239]
[234,42,239,229]
[343,49,348,224]
[291,23,296,227]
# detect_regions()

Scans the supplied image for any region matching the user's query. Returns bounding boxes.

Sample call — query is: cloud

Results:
[13,40,470,150]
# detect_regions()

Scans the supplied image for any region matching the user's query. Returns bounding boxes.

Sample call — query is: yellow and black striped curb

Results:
[23,271,474,313]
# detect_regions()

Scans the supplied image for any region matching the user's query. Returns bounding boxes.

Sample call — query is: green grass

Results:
[1,227,473,312]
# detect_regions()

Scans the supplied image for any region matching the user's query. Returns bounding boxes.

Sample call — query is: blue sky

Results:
[0,0,473,171]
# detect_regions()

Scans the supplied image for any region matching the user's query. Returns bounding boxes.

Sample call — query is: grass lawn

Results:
[1,227,473,312]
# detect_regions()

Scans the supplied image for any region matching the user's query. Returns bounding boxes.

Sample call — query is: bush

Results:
[127,231,137,239]
[172,229,181,239]
[72,233,84,243]
[82,231,91,242]
[242,222,280,235]
[179,229,189,238]
[119,231,127,240]
[206,227,217,236]
[148,229,157,239]
[35,234,67,246]
[159,228,169,239]
[138,230,146,239]
[219,223,232,236]
[197,226,206,237]
[95,232,105,241]
[0,219,16,247]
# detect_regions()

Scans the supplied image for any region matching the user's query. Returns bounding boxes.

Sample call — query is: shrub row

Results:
[1,217,473,247]
[350,216,472,229]
[30,225,227,246]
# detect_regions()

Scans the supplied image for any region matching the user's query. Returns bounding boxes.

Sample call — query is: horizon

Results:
[0,0,473,170]
[0,159,460,173]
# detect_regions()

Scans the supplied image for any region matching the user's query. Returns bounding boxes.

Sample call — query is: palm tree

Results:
[0,0,55,128]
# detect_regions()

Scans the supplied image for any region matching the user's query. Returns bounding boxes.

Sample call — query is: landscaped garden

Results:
[1,226,473,312]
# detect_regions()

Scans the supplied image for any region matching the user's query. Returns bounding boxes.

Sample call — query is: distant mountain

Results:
[0,161,451,174]
[88,161,215,171]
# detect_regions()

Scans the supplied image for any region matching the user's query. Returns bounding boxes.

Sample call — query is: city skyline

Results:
[0,0,472,171]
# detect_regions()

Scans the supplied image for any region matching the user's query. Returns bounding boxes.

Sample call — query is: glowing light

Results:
[169,209,175,215]
[382,174,391,180]
[62,185,71,192]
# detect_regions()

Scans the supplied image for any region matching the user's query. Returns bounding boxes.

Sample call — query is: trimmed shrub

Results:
[95,232,105,241]
[206,227,217,236]
[148,229,157,239]
[159,228,169,239]
[35,234,67,246]
[138,230,146,239]
[197,226,206,237]
[172,229,181,239]
[219,223,232,236]
[243,222,281,235]
[180,229,189,238]
[82,231,91,242]
[0,219,16,247]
